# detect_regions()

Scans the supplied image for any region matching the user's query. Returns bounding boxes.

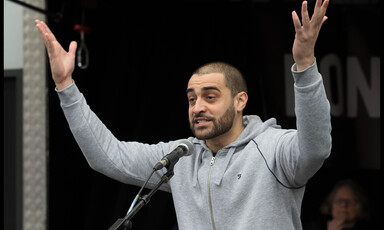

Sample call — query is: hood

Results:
[227,115,281,148]
[189,115,281,186]
[191,115,280,149]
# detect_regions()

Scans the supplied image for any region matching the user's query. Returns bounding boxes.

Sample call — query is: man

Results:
[36,0,332,229]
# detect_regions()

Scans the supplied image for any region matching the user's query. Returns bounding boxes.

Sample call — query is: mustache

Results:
[192,113,215,121]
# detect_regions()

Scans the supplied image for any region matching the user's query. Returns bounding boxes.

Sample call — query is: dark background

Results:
[43,0,381,229]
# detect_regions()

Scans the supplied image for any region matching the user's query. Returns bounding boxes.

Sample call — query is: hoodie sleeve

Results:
[285,60,332,186]
[56,82,174,192]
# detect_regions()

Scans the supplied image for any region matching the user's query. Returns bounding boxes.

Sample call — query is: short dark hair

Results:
[193,62,248,97]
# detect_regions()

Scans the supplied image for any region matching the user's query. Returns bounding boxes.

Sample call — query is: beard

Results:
[190,102,235,140]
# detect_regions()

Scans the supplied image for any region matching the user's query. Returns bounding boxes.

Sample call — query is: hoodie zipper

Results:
[208,156,216,230]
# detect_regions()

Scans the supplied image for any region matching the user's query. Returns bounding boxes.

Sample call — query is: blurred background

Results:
[4,0,381,229]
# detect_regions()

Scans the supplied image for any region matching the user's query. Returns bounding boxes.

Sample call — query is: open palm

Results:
[36,19,77,90]
[291,0,329,70]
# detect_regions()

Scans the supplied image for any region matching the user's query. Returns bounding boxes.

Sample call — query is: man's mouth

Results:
[193,116,213,127]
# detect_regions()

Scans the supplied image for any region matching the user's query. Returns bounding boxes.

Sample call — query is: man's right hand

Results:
[35,19,77,90]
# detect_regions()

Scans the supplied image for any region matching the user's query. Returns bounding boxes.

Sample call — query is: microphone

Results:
[153,139,194,171]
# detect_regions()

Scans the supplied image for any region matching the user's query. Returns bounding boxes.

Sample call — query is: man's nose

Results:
[192,98,207,114]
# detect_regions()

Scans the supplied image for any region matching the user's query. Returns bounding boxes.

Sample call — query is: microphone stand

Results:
[108,169,175,230]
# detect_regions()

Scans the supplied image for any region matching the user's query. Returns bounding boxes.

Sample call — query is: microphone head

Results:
[178,139,195,156]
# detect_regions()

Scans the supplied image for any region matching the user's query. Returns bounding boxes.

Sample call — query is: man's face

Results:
[186,73,235,140]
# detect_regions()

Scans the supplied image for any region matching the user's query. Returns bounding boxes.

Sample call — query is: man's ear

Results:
[235,92,248,112]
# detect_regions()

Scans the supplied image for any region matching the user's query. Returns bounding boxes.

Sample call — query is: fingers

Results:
[36,20,58,43]
[314,0,322,14]
[35,19,53,36]
[68,41,78,56]
[36,19,54,53]
[35,20,48,44]
[291,11,302,33]
[40,21,58,42]
[318,0,330,15]
[294,0,329,31]
[320,15,328,28]
[35,19,63,59]
[320,0,330,23]
[35,19,49,40]
[313,0,330,25]
[44,33,57,57]
[301,1,310,28]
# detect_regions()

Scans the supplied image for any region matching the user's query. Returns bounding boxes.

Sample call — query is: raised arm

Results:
[35,19,176,190]
[284,0,332,185]
[291,0,329,70]
[35,19,77,90]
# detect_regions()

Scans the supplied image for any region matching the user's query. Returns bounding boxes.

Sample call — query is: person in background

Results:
[304,179,373,230]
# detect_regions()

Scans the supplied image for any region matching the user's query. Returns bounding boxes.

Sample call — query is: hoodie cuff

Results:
[291,59,321,87]
[55,81,82,107]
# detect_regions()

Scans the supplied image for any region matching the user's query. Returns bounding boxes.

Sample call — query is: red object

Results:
[73,24,92,33]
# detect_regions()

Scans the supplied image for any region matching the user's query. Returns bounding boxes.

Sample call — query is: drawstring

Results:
[192,148,205,187]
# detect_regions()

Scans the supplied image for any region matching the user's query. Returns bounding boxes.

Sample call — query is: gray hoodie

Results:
[57,61,331,230]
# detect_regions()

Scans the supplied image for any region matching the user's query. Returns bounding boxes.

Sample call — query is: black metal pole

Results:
[108,170,174,230]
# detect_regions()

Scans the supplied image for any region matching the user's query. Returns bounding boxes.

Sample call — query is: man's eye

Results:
[207,96,216,100]
[188,98,196,103]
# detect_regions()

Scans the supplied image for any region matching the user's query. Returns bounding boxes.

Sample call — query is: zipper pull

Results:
[210,157,216,166]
